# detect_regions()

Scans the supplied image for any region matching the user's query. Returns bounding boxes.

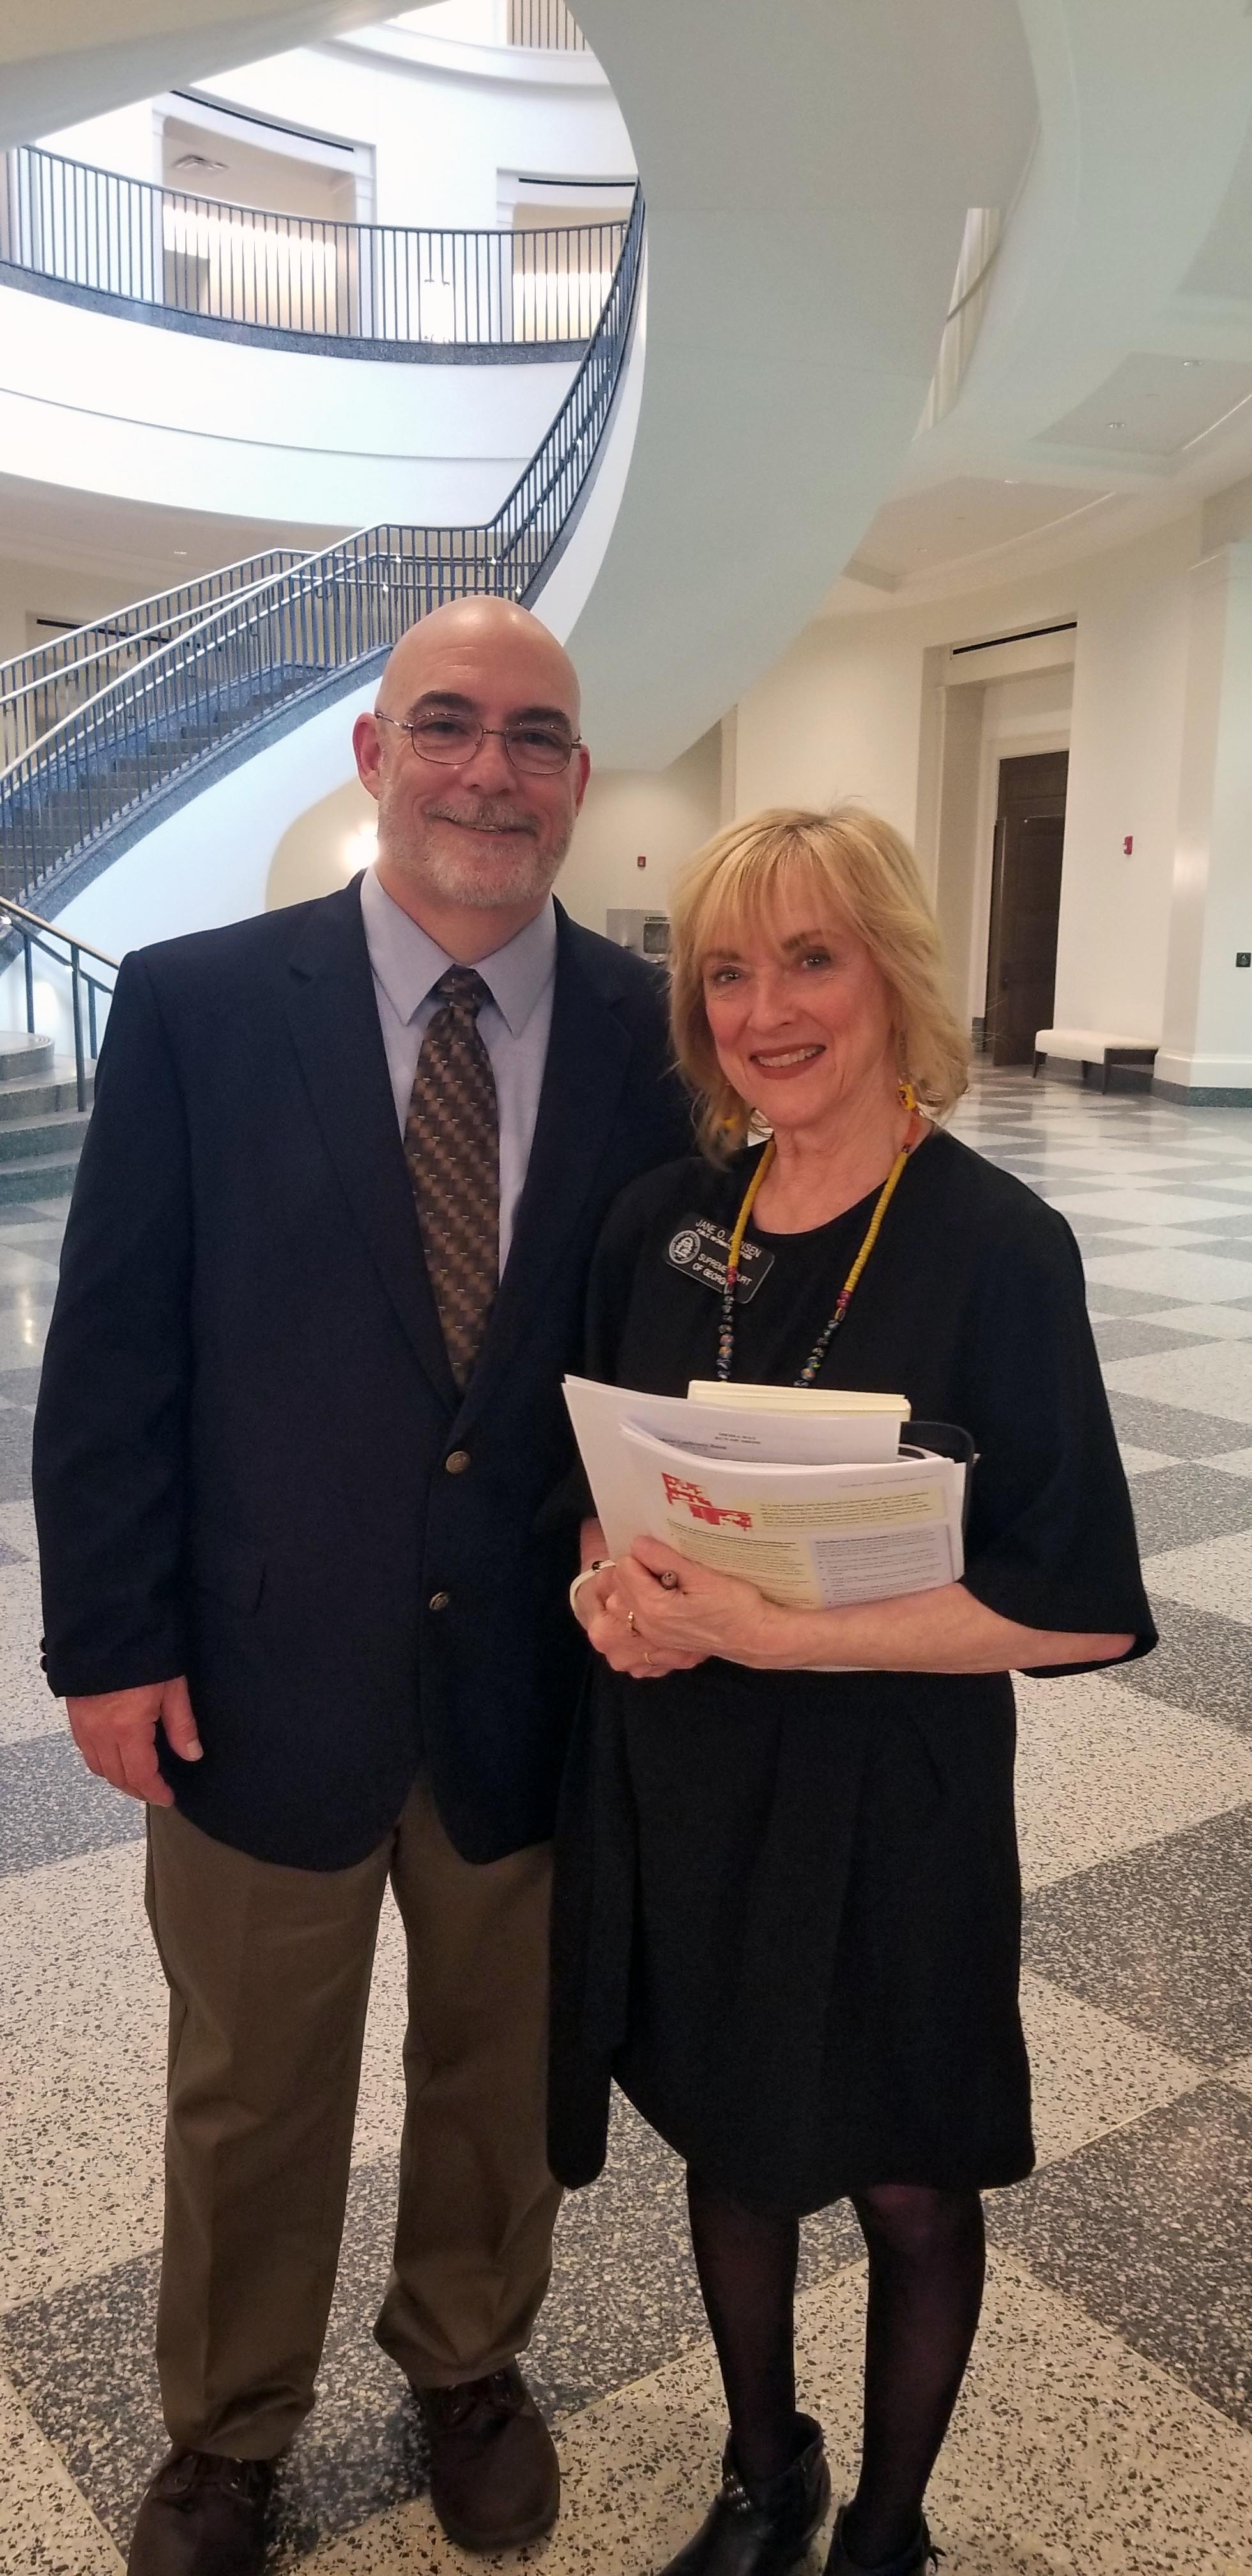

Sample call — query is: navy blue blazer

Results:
[33,880,691,1867]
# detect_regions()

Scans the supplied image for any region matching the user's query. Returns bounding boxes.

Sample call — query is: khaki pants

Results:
[144,1777,561,2459]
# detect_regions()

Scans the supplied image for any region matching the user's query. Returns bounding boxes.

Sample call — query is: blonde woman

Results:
[551,808,1153,2576]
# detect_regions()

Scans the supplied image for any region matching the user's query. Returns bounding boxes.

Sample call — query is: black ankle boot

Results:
[657,2416,830,2575]
[824,2503,938,2575]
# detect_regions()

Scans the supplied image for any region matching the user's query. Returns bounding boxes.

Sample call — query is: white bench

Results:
[1033,1027,1158,1093]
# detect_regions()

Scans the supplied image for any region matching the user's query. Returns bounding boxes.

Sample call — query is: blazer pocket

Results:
[188,1529,266,1614]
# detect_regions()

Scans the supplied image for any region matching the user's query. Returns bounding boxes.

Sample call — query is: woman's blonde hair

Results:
[668,803,969,1157]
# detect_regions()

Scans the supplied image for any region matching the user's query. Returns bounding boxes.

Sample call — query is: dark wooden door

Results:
[984,749,1068,1066]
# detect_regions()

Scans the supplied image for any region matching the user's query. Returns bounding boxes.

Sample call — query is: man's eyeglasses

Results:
[375,709,582,778]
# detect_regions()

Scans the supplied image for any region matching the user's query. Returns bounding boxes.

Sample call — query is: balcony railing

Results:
[0,551,311,774]
[508,0,588,48]
[0,186,645,908]
[0,145,625,351]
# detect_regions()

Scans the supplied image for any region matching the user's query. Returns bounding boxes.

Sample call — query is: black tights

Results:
[686,2168,986,2567]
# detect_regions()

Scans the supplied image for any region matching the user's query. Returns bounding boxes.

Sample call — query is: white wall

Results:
[560,724,721,933]
[43,26,632,234]
[0,553,147,668]
[729,518,1203,1052]
[0,280,574,529]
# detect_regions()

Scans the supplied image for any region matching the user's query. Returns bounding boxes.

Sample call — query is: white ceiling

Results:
[0,473,346,592]
[848,479,1121,588]
[1038,354,1252,464]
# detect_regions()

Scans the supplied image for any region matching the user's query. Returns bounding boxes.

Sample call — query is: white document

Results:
[564,1376,965,1611]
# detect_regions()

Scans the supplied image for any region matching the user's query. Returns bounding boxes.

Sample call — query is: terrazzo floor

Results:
[1,1062,1251,2575]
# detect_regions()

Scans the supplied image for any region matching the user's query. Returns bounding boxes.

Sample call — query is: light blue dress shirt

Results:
[358,864,557,1276]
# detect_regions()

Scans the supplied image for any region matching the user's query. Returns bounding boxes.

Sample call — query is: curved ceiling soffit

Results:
[0,0,420,151]
[562,0,1041,769]
[908,0,1252,478]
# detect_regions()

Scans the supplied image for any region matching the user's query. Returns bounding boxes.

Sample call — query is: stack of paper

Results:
[563,1375,967,1612]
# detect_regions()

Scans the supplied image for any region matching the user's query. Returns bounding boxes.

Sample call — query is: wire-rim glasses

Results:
[375,709,583,778]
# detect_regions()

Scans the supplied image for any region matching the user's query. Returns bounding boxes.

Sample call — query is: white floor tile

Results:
[1018,1972,1203,2168]
[1140,1526,1252,1627]
[1013,1671,1252,1890]
[1051,1191,1241,1225]
[298,2252,1252,2576]
[1083,1248,1252,1304]
[1205,1448,1252,1478]
[1117,1444,1180,1476]
[1147,1306,1252,1341]
[1099,1338,1252,1427]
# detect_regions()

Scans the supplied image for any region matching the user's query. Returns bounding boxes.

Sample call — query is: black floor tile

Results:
[0,1731,145,1878]
[1105,1391,1252,1459]
[1083,1284,1187,1318]
[987,2084,1252,2430]
[1127,1464,1252,1557]
[0,2092,863,2561]
[0,1405,33,1502]
[1023,1804,1252,2066]
[1120,1594,1252,1740]
[1092,1319,1218,1362]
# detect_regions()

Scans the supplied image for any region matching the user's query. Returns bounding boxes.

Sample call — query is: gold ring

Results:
[626,1609,638,1634]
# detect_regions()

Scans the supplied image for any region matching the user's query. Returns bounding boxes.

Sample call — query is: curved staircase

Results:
[0,1031,95,1204]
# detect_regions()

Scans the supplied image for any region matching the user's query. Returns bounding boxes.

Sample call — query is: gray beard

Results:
[378,795,572,910]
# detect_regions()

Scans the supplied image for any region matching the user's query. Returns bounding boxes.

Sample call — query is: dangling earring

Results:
[897,1074,919,1115]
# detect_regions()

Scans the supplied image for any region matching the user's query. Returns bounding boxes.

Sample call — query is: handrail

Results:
[0,187,645,912]
[0,551,314,774]
[0,894,119,972]
[0,144,625,351]
[0,897,119,1106]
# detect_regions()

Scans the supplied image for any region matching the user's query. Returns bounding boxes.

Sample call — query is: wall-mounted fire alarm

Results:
[637,853,647,870]
[1123,835,1134,855]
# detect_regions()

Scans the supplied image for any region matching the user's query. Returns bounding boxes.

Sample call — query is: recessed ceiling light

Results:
[173,549,188,558]
[1182,358,1201,369]
[1106,420,1126,430]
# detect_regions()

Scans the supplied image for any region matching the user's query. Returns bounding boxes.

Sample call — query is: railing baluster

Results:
[0,141,615,349]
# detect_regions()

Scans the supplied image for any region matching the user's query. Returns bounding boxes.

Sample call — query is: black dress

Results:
[548,1131,1156,2219]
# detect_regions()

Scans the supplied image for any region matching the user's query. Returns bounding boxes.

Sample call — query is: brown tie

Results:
[404,966,500,1390]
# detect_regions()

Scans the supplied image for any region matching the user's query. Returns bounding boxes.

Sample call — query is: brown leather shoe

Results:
[415,2365,560,2550]
[127,2448,273,2573]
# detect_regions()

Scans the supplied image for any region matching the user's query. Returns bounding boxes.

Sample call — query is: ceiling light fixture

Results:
[1106,420,1126,430]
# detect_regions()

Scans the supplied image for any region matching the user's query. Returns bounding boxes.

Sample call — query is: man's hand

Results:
[66,1676,202,1807]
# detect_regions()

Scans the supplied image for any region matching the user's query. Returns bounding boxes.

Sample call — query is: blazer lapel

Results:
[459,909,632,1422]
[284,882,458,1411]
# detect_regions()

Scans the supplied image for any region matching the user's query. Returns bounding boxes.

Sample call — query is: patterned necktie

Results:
[404,965,500,1390]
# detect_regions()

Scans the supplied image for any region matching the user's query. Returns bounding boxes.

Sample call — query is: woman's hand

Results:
[574,1519,701,1680]
[609,1535,791,1669]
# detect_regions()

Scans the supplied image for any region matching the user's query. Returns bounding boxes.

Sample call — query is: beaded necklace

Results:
[715,1092,922,1386]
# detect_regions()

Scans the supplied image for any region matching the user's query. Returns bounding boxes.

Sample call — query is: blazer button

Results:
[429,1590,450,1613]
[445,1450,471,1476]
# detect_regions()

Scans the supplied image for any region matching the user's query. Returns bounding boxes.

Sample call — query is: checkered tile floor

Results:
[1,1063,1249,2573]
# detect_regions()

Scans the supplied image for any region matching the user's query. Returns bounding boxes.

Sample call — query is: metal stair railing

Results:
[0,549,313,774]
[0,185,645,910]
[0,144,625,351]
[508,0,590,47]
[0,896,119,1107]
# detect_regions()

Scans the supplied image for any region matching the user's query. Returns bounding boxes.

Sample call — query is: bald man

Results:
[34,599,691,2575]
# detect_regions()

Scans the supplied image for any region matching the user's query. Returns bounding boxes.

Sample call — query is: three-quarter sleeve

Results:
[956,1212,1156,1670]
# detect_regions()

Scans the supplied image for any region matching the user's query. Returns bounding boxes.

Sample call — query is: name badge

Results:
[665,1215,775,1303]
